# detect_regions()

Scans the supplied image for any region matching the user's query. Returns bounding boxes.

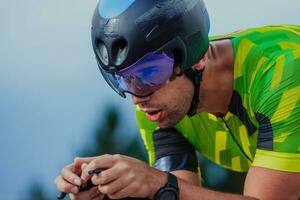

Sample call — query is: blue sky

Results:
[0,0,299,199]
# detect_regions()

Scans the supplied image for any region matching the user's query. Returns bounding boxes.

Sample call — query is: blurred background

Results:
[0,0,299,199]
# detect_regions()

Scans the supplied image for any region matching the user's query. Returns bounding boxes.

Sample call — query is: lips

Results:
[144,110,162,122]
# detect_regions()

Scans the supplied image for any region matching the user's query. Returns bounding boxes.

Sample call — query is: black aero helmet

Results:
[92,0,210,115]
[92,0,210,72]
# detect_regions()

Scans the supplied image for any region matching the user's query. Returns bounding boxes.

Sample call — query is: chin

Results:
[156,116,183,129]
[157,123,173,129]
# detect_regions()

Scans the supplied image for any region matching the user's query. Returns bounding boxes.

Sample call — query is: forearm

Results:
[178,178,258,200]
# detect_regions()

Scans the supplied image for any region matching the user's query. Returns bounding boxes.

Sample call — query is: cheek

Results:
[151,83,175,100]
[152,76,194,106]
[171,82,194,112]
[160,85,193,112]
[173,91,192,112]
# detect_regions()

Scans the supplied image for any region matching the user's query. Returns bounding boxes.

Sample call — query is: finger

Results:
[69,187,97,200]
[74,157,97,175]
[107,182,140,200]
[91,165,122,185]
[69,187,103,200]
[81,163,88,171]
[97,175,129,197]
[61,165,82,186]
[74,156,98,166]
[55,175,79,194]
[90,187,105,200]
[81,154,116,182]
[82,187,99,198]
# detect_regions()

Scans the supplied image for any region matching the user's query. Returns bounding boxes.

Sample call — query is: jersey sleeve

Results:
[251,49,300,172]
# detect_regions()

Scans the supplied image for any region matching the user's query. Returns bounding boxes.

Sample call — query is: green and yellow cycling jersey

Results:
[136,25,300,173]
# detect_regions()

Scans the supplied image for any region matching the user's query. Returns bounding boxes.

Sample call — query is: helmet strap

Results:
[184,68,204,116]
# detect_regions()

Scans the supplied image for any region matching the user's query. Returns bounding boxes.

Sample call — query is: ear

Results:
[193,53,208,71]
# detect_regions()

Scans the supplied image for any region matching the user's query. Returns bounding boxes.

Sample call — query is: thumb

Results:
[74,157,97,175]
[81,163,88,171]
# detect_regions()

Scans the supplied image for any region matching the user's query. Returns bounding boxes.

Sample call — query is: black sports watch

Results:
[154,172,179,200]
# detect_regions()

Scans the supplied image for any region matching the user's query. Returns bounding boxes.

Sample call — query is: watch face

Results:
[159,190,178,200]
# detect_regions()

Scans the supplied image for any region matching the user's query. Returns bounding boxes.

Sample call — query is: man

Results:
[54,0,300,199]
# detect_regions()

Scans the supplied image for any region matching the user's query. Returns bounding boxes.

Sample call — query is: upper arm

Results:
[171,170,200,186]
[244,166,300,200]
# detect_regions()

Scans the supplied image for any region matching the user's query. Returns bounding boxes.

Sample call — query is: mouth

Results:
[144,109,163,122]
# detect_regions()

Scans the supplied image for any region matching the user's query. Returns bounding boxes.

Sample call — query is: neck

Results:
[197,39,234,116]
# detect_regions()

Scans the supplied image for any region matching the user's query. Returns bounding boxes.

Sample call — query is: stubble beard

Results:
[156,97,191,128]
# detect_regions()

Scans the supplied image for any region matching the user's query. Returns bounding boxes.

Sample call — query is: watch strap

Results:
[167,172,179,189]
[154,172,179,200]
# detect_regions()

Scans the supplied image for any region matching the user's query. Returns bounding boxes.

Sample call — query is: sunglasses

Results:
[98,51,176,98]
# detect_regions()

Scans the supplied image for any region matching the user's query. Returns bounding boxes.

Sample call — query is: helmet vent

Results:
[112,38,128,65]
[95,40,109,65]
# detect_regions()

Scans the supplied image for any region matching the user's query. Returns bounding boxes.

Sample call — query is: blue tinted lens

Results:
[117,52,174,97]
[98,65,126,98]
[98,52,174,98]
[119,53,173,85]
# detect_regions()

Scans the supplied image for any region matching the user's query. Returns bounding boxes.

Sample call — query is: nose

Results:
[131,95,151,105]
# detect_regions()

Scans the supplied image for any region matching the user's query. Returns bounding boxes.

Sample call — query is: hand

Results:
[54,157,105,200]
[81,154,167,199]
[69,187,105,200]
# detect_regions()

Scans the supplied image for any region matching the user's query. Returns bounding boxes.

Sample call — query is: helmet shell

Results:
[91,0,210,72]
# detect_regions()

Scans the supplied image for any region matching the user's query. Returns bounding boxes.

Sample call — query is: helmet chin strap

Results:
[184,68,204,116]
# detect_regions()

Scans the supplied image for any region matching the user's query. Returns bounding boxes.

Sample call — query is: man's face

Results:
[132,75,194,128]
